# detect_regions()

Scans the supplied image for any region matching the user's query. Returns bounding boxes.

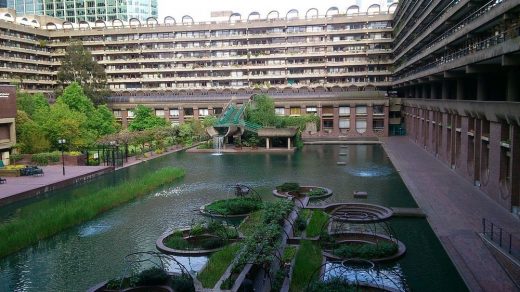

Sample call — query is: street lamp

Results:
[58,138,66,176]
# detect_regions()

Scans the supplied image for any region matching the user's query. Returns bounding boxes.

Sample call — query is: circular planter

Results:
[156,228,238,256]
[199,203,253,219]
[328,203,393,223]
[272,186,332,200]
[322,232,406,263]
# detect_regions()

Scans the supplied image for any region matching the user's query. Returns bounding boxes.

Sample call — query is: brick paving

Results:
[0,165,111,205]
[382,136,519,292]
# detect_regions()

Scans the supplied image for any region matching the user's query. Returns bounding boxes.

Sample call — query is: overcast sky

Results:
[157,0,393,22]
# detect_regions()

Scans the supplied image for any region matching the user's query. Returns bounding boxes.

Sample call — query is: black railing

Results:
[482,218,520,261]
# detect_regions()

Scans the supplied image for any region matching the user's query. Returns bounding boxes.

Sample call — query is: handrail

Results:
[482,218,519,261]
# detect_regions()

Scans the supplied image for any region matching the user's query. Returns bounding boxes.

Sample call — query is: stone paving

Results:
[0,165,111,204]
[382,136,519,292]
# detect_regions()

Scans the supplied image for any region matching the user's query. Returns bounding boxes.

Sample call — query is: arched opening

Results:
[129,18,141,28]
[112,19,124,28]
[31,19,40,27]
[182,15,194,25]
[267,10,280,20]
[46,22,57,30]
[164,16,176,25]
[78,20,90,30]
[146,17,158,27]
[367,4,381,15]
[346,5,359,15]
[21,17,28,22]
[326,6,339,17]
[388,3,399,14]
[229,13,241,23]
[286,9,299,19]
[62,21,74,30]
[305,8,318,19]
[247,11,260,21]
[94,19,106,29]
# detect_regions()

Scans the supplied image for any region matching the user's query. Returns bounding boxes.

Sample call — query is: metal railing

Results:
[482,218,520,261]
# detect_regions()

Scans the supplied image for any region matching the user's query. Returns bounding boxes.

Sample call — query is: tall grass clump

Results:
[197,243,240,288]
[306,210,329,238]
[290,240,323,292]
[0,167,185,258]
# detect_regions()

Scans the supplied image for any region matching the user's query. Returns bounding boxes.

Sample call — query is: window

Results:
[290,107,301,116]
[113,110,121,117]
[214,108,223,115]
[339,118,350,129]
[339,106,350,115]
[169,109,179,117]
[356,120,367,133]
[373,105,384,115]
[184,108,194,116]
[155,109,165,117]
[356,106,367,115]
[306,106,317,114]
[198,108,209,116]
[323,119,334,128]
[127,110,135,118]
[275,107,285,116]
[373,120,384,130]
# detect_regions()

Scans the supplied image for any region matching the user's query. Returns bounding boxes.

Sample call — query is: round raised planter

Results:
[199,203,253,219]
[328,203,393,223]
[322,232,406,263]
[272,186,332,200]
[156,228,238,256]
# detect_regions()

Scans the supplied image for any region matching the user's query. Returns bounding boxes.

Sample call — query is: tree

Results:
[16,92,49,118]
[57,41,109,104]
[245,94,278,127]
[128,105,168,131]
[15,110,51,153]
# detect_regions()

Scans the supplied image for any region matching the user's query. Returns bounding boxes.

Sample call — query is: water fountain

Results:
[212,135,224,156]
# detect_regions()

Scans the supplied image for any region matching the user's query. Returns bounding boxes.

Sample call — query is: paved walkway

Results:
[0,165,111,205]
[382,136,519,292]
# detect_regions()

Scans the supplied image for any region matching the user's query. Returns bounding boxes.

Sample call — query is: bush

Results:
[262,200,294,226]
[67,151,82,156]
[48,151,60,163]
[171,274,195,292]
[307,188,326,197]
[276,182,300,193]
[135,267,169,286]
[333,242,398,259]
[10,153,23,162]
[30,152,60,165]
[206,197,263,215]
[307,277,355,292]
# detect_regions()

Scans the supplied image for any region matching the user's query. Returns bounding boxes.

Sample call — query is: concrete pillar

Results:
[163,107,170,122]
[287,137,291,149]
[414,85,421,98]
[456,79,465,100]
[193,107,199,120]
[507,68,520,102]
[441,80,449,100]
[510,124,520,210]
[332,105,340,136]
[266,138,270,149]
[477,74,488,101]
[121,109,128,129]
[421,84,429,99]
[178,106,184,123]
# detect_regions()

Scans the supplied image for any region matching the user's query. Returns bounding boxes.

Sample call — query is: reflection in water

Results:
[342,163,395,177]
[324,261,408,292]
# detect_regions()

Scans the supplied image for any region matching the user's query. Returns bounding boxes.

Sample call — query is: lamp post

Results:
[58,138,66,176]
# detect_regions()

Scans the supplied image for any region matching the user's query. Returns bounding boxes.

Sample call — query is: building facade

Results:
[393,0,520,216]
[0,85,16,165]
[5,0,158,22]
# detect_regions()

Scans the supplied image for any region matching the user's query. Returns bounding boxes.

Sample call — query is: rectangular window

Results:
[373,105,385,115]
[290,107,301,116]
[339,118,350,129]
[198,108,209,116]
[275,107,285,116]
[113,110,121,117]
[155,109,165,117]
[184,108,194,116]
[306,106,317,113]
[214,107,223,115]
[323,119,334,129]
[356,119,367,133]
[339,106,350,115]
[169,109,179,117]
[127,110,135,118]
[373,120,385,130]
[356,106,367,115]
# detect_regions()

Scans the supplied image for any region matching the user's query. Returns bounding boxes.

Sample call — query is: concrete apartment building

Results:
[0,0,519,215]
[0,85,16,165]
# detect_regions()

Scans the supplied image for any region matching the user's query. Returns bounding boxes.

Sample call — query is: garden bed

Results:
[157,222,239,256]
[273,183,332,200]
[200,197,263,218]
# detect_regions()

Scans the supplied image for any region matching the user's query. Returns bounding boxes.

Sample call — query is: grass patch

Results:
[0,167,185,258]
[164,221,238,251]
[290,240,323,292]
[332,242,398,260]
[306,210,329,238]
[197,243,240,288]
[282,245,298,264]
[238,210,264,237]
[205,197,263,215]
[294,209,311,237]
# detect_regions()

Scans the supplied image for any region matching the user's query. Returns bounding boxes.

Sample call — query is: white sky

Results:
[157,0,393,22]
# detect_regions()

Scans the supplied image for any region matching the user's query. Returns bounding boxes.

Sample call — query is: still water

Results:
[0,145,466,291]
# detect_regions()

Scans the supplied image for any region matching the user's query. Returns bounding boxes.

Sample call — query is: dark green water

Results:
[0,145,466,291]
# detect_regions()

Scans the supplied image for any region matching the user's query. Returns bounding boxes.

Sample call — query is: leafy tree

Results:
[15,110,51,153]
[128,105,168,131]
[16,92,49,118]
[245,94,278,127]
[57,41,109,104]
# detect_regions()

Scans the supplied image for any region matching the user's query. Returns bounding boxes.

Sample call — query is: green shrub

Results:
[307,277,355,292]
[307,188,326,197]
[171,274,195,292]
[276,182,300,193]
[136,267,169,286]
[10,153,23,162]
[262,200,294,226]
[333,242,398,259]
[306,211,329,238]
[31,153,50,165]
[206,197,263,215]
[48,151,60,163]
[198,244,240,288]
[67,151,82,156]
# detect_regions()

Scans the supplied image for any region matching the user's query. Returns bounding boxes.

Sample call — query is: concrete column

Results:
[507,68,520,102]
[456,79,465,100]
[266,138,270,149]
[178,106,184,123]
[163,107,170,122]
[287,137,291,149]
[477,74,488,101]
[421,84,429,99]
[121,109,128,129]
[414,85,420,98]
[367,105,374,135]
[510,124,520,209]
[193,107,199,120]
[442,80,449,100]
[332,105,340,136]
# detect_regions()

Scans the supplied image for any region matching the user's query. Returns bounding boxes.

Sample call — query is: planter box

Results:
[0,169,20,177]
